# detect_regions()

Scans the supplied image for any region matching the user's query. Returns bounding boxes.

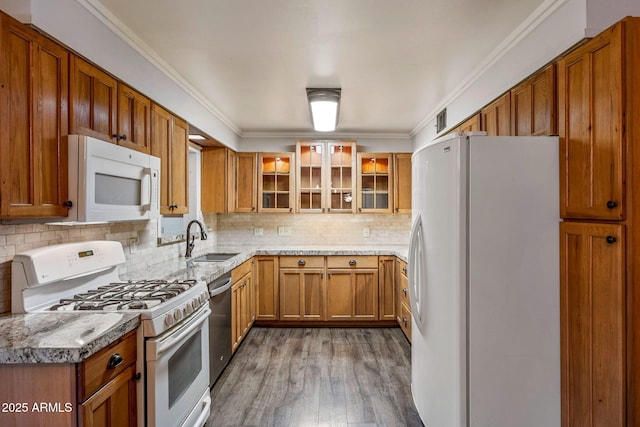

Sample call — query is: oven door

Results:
[146,304,211,427]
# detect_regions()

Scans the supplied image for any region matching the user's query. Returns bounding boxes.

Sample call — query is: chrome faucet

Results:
[185,220,208,258]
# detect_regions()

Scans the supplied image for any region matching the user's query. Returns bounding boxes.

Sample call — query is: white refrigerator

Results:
[409,133,560,427]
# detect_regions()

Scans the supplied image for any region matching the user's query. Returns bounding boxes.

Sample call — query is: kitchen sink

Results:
[190,253,240,262]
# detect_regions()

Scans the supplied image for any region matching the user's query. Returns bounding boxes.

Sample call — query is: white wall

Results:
[411,0,640,151]
[19,0,241,150]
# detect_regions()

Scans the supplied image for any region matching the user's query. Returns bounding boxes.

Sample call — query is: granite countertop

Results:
[0,312,139,364]
[0,245,407,365]
[126,245,409,285]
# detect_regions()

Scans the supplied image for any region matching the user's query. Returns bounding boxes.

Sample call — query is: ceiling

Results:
[97,0,546,138]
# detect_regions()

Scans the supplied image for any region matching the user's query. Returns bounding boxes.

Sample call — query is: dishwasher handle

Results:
[209,278,232,297]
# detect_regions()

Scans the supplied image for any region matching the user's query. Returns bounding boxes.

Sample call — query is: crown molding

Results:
[76,0,242,136]
[410,0,568,138]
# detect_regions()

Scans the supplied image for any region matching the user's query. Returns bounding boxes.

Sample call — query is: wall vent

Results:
[436,108,447,133]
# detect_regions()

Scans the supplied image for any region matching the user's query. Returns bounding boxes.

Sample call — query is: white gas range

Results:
[11,240,211,427]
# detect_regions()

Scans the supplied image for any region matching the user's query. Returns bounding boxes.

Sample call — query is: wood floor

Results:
[206,327,423,427]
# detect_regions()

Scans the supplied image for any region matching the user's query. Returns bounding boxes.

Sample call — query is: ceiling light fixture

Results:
[306,88,341,132]
[188,134,206,141]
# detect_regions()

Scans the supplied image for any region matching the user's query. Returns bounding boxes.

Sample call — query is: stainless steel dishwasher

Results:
[208,272,232,387]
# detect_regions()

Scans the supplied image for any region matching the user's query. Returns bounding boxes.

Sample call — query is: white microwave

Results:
[66,135,160,223]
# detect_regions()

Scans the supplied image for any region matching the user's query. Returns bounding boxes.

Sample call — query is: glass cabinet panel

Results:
[258,153,294,212]
[357,153,393,213]
[296,141,356,213]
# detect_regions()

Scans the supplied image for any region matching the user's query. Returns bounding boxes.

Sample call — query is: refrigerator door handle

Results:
[408,214,427,333]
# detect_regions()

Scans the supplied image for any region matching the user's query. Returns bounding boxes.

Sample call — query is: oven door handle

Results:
[150,306,211,359]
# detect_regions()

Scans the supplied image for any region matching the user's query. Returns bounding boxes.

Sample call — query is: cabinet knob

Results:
[134,372,141,381]
[403,288,408,295]
[607,200,618,209]
[107,353,124,369]
[63,200,73,209]
[402,317,408,325]
[395,207,399,212]
[298,259,306,266]
[606,236,617,244]
[348,259,357,266]
[402,266,407,274]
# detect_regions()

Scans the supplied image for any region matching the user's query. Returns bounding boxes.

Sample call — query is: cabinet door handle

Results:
[403,288,408,295]
[607,200,618,209]
[606,236,617,244]
[327,273,332,279]
[320,272,324,278]
[298,259,306,266]
[402,266,408,274]
[107,353,124,369]
[402,317,408,325]
[348,259,357,266]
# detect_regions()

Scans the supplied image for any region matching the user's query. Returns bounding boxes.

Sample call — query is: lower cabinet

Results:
[560,221,625,427]
[255,256,279,321]
[396,258,411,341]
[378,256,396,321]
[231,259,255,353]
[0,330,139,427]
[279,256,325,321]
[326,256,379,321]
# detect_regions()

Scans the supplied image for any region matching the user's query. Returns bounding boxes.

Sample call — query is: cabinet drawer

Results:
[279,256,325,268]
[326,256,378,269]
[231,259,253,282]
[78,330,137,401]
[399,302,412,342]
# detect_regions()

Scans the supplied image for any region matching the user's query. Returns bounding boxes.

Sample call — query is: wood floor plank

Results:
[207,327,422,427]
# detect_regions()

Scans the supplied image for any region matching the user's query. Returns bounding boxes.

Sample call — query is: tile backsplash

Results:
[0,212,410,314]
[216,213,411,247]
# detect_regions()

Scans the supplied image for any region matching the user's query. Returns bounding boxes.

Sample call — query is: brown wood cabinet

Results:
[393,153,412,214]
[481,92,511,136]
[357,153,393,213]
[0,330,138,427]
[231,259,254,353]
[558,17,640,427]
[560,221,625,427]
[396,258,411,342]
[255,256,279,320]
[151,103,188,215]
[116,83,151,153]
[448,113,482,135]
[296,141,356,213]
[201,147,233,213]
[258,153,295,212]
[235,152,258,213]
[378,256,396,321]
[326,256,379,321]
[279,256,325,321]
[0,12,69,218]
[69,55,118,142]
[558,24,624,220]
[511,64,557,136]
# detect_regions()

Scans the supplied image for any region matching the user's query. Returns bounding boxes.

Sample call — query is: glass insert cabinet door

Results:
[296,141,356,213]
[258,152,295,212]
[357,152,393,213]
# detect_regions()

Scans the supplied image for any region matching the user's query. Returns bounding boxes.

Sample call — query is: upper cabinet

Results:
[511,64,557,136]
[357,153,393,213]
[481,92,511,136]
[116,84,151,153]
[151,103,188,215]
[558,22,623,220]
[448,113,482,135]
[258,153,295,212]
[0,12,70,218]
[296,141,356,213]
[234,152,258,213]
[69,55,118,142]
[393,153,412,214]
[201,148,257,213]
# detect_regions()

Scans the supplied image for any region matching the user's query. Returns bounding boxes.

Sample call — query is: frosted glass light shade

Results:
[307,88,341,132]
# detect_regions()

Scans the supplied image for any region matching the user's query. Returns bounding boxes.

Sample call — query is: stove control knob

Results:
[191,298,199,310]
[185,302,194,315]
[174,308,184,322]
[200,293,208,304]
[165,313,175,326]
